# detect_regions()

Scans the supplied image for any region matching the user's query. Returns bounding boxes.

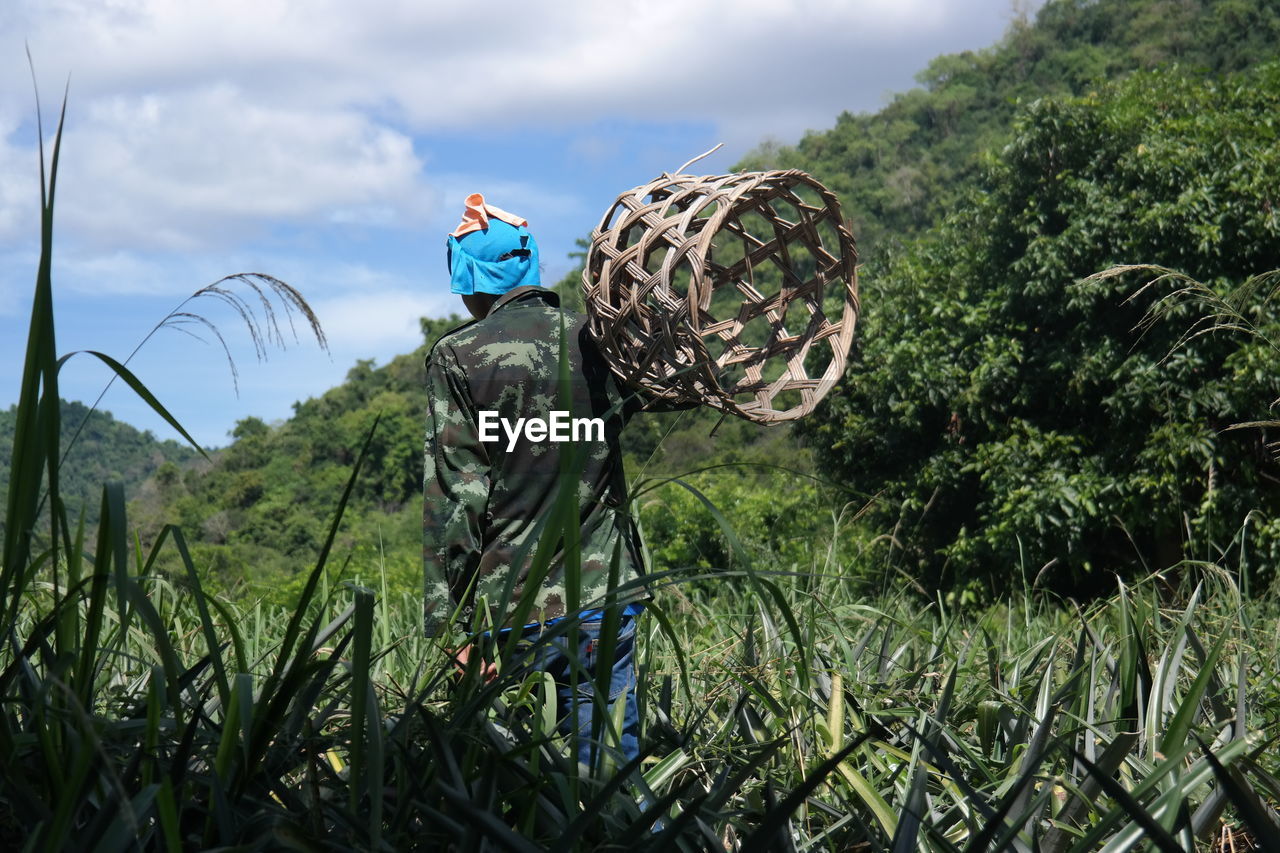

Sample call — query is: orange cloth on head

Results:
[449,192,529,238]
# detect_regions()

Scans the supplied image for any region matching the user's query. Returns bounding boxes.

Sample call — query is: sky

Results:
[0,0,1036,449]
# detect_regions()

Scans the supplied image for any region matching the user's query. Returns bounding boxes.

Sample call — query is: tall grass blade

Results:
[1192,733,1280,840]
[2,76,67,631]
[146,525,232,704]
[1065,747,1188,853]
[668,476,810,691]
[1158,628,1227,757]
[240,415,380,788]
[739,739,864,853]
[348,586,375,817]
[56,350,209,460]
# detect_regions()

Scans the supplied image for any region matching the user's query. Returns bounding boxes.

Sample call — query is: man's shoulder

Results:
[427,292,592,375]
[469,298,586,345]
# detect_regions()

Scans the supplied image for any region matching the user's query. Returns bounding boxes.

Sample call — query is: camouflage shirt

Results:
[423,285,663,638]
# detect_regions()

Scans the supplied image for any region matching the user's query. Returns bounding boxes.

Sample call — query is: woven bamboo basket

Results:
[582,169,859,424]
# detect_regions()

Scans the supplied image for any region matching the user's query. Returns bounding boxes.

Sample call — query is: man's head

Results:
[446,193,539,318]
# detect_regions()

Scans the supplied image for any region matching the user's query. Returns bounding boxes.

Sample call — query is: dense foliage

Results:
[0,398,196,540]
[741,0,1280,254]
[0,0,1263,608]
[804,62,1280,603]
[100,0,1280,609]
[129,315,464,600]
[130,302,840,601]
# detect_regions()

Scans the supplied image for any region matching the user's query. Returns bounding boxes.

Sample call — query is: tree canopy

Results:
[0,399,197,540]
[801,61,1280,603]
[741,0,1280,256]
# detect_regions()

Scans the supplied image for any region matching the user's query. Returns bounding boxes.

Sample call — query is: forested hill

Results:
[0,399,199,537]
[129,0,1280,605]
[738,0,1280,254]
[792,1,1280,603]
[128,316,465,600]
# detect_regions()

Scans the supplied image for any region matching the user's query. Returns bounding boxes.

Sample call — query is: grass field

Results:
[4,99,1280,852]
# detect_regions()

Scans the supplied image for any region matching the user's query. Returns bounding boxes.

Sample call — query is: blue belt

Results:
[489,602,645,638]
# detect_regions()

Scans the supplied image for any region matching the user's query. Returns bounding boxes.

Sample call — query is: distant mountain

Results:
[0,399,201,537]
[124,316,464,600]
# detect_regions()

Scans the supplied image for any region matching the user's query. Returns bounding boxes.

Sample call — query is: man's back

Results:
[422,285,645,637]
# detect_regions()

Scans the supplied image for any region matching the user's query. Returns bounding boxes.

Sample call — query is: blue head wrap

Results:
[446,219,541,295]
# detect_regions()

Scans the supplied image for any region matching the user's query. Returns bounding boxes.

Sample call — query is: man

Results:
[423,193,665,768]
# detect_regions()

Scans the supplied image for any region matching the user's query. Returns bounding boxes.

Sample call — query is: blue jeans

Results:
[512,613,641,769]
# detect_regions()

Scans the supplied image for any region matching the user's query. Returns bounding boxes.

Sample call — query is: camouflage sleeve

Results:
[423,345,490,638]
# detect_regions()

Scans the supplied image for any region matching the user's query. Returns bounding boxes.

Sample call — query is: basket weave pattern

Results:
[583,169,859,423]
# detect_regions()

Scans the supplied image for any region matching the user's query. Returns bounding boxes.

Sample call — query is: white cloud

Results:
[0,0,1024,254]
[0,249,36,317]
[55,248,175,295]
[0,110,36,246]
[47,85,431,251]
[312,288,448,354]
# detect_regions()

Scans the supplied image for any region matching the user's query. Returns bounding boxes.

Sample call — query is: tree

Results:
[737,0,1280,260]
[803,62,1280,603]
